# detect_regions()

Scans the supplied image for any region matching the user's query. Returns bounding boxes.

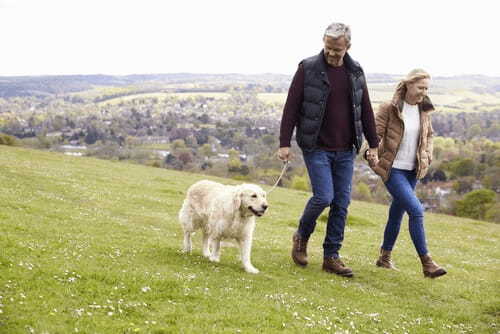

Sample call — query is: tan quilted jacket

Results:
[369,93,434,182]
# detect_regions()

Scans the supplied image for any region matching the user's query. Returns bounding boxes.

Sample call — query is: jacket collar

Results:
[343,52,363,75]
[316,50,363,75]
[392,93,435,114]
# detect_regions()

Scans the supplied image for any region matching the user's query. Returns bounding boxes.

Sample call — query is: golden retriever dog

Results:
[179,180,268,273]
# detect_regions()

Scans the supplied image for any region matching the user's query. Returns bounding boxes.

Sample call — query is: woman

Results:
[366,69,446,278]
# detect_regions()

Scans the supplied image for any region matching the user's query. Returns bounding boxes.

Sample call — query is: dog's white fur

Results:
[179,180,268,273]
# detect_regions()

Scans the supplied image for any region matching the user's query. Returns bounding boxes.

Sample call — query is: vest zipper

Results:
[350,73,359,150]
[312,72,329,149]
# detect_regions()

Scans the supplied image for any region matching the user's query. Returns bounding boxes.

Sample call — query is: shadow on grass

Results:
[144,244,248,274]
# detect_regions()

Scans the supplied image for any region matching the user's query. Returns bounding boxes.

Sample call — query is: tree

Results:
[84,127,99,145]
[451,158,475,177]
[485,203,500,223]
[432,169,447,182]
[177,150,193,165]
[261,134,276,147]
[198,113,210,123]
[291,175,310,192]
[228,148,240,161]
[171,139,186,150]
[0,133,17,146]
[372,180,391,204]
[482,166,500,193]
[228,158,242,173]
[199,143,215,159]
[353,182,373,202]
[454,189,496,220]
[164,154,183,170]
[467,124,482,139]
[239,164,250,176]
[452,177,475,194]
[185,135,198,148]
[441,158,475,178]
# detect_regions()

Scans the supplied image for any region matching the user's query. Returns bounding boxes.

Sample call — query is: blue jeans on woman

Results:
[298,149,355,259]
[382,168,428,256]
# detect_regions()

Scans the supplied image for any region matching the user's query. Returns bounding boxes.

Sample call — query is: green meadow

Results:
[98,92,231,106]
[0,146,498,333]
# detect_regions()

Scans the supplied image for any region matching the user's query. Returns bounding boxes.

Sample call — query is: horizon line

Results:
[1,72,499,79]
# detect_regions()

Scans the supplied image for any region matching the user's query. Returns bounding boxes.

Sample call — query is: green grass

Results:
[0,146,499,333]
[99,92,231,106]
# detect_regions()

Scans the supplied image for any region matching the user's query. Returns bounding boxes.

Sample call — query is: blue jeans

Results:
[298,149,355,258]
[382,168,428,256]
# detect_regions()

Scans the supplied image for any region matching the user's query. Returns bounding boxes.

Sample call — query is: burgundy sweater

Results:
[279,62,379,150]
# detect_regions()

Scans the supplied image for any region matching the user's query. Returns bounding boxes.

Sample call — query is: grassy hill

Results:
[0,146,498,333]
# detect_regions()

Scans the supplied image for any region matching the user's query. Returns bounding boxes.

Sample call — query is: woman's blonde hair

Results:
[394,68,431,100]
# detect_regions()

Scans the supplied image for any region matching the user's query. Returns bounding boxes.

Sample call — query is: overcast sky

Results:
[1,0,499,77]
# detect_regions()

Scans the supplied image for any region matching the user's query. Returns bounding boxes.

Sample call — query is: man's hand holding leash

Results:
[278,147,292,162]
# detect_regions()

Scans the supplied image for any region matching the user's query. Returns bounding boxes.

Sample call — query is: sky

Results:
[1,0,499,77]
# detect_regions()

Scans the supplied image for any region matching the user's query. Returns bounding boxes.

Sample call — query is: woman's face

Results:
[406,78,430,104]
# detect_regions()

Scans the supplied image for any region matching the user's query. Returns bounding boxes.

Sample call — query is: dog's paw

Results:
[245,266,259,274]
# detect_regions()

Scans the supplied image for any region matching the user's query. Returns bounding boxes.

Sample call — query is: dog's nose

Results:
[262,204,268,211]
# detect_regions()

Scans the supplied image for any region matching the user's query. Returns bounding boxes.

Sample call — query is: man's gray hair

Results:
[324,23,351,43]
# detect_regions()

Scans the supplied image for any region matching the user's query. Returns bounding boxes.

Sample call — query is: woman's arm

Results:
[427,117,434,164]
[375,103,390,143]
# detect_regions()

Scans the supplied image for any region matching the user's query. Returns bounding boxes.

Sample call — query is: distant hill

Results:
[0,73,292,98]
[1,72,499,98]
[0,145,498,333]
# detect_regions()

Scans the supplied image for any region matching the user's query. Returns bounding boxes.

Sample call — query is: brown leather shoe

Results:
[420,254,447,278]
[322,257,353,277]
[291,232,308,266]
[376,249,399,270]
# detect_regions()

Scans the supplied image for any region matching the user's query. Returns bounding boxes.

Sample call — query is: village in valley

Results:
[0,73,499,222]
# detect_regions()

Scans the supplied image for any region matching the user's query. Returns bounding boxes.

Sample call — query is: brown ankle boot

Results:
[376,249,399,270]
[291,232,308,266]
[322,257,353,277]
[420,254,447,278]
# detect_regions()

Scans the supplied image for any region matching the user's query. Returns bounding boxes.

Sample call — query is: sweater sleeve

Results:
[427,117,434,164]
[279,63,304,148]
[361,81,379,148]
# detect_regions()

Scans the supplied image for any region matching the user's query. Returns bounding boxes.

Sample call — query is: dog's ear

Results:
[233,186,243,209]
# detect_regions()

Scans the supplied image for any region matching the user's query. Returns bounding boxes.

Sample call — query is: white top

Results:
[393,102,420,170]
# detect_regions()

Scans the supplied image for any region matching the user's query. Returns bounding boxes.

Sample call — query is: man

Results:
[278,22,379,277]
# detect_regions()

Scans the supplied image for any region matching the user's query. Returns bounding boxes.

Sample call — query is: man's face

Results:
[323,35,349,66]
[406,78,430,104]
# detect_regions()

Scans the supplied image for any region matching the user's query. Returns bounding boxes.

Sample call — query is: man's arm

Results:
[360,81,379,149]
[360,81,380,164]
[278,63,304,161]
